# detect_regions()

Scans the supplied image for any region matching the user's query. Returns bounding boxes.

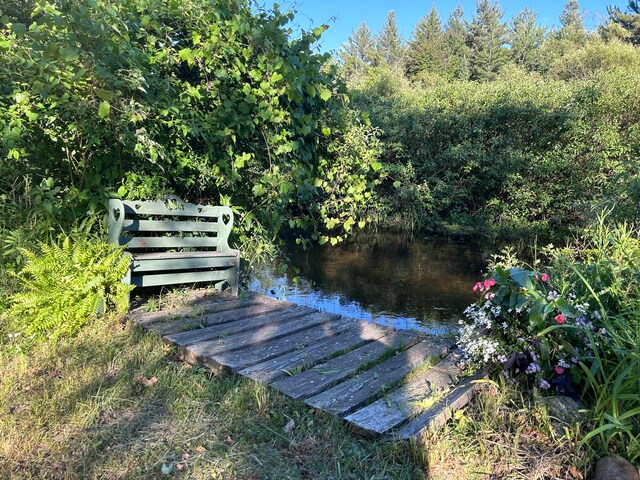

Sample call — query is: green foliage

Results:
[376,10,405,69]
[345,43,640,238]
[339,22,378,77]
[0,0,380,258]
[2,237,132,342]
[406,6,445,78]
[461,213,640,462]
[604,1,640,45]
[465,0,509,81]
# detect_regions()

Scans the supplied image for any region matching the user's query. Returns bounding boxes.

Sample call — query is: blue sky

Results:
[274,1,610,53]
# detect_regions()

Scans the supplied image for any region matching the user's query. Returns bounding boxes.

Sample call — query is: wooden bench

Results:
[107,196,239,298]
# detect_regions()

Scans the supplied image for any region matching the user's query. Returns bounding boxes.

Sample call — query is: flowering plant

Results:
[458,266,608,395]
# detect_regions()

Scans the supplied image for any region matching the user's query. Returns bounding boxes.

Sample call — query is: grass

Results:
[0,313,591,479]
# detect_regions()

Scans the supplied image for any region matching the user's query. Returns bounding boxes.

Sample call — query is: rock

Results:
[593,456,640,480]
[543,395,586,425]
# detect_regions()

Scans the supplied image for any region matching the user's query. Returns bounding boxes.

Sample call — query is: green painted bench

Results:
[107,196,239,298]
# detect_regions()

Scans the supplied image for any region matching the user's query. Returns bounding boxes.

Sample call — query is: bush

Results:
[458,212,640,461]
[2,236,132,343]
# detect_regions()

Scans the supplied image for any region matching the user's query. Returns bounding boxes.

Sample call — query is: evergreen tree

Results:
[558,0,586,43]
[444,5,471,79]
[406,6,445,77]
[603,1,640,45]
[339,22,378,76]
[376,10,406,68]
[466,0,509,81]
[510,7,546,70]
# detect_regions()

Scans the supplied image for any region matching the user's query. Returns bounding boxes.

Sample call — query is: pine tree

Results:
[558,0,586,43]
[444,5,471,79]
[602,1,640,45]
[339,22,378,76]
[510,7,546,70]
[376,10,406,68]
[466,0,509,81]
[406,6,445,77]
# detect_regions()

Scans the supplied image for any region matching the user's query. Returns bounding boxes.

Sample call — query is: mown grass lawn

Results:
[0,313,587,479]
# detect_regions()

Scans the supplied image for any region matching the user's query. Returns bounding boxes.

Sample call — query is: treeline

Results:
[338,0,640,239]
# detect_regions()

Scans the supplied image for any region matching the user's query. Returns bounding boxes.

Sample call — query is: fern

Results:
[2,237,132,341]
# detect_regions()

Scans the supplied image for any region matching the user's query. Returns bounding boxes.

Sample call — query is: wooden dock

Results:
[131,291,483,439]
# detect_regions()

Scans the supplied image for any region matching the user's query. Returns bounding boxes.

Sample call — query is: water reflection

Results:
[250,233,488,334]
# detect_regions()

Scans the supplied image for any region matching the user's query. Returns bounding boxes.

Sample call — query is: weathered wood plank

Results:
[131,292,268,326]
[133,252,236,260]
[121,236,217,249]
[343,355,464,437]
[270,331,420,399]
[239,321,396,384]
[123,219,220,233]
[132,256,237,273]
[131,270,228,288]
[200,315,356,373]
[395,370,486,440]
[164,305,315,346]
[306,338,453,416]
[122,200,230,219]
[181,312,345,366]
[148,300,293,336]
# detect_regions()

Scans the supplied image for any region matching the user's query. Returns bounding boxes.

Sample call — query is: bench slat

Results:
[123,219,221,233]
[131,270,230,288]
[120,237,217,249]
[132,256,237,272]
[123,201,229,219]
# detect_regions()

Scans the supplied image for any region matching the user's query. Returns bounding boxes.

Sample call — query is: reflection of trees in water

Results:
[284,233,487,321]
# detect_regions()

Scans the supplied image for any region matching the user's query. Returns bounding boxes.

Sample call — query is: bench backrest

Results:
[107,197,234,253]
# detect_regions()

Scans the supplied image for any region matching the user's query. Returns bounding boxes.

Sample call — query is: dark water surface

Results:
[251,233,489,334]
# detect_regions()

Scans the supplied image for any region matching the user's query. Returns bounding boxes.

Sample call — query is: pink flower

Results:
[473,282,483,292]
[554,367,565,375]
[541,273,549,282]
[483,278,497,289]
[555,314,566,324]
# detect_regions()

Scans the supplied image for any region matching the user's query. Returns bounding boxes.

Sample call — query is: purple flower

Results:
[540,380,550,390]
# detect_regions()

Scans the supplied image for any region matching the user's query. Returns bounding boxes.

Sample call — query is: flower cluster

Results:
[457,267,609,395]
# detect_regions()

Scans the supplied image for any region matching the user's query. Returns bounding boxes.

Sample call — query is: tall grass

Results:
[551,214,640,461]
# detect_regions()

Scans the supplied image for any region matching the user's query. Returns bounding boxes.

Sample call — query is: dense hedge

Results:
[349,42,640,238]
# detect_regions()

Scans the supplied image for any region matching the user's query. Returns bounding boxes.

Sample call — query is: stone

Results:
[593,456,640,480]
[543,395,586,425]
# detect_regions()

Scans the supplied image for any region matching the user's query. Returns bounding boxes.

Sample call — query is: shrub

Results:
[2,237,132,343]
[458,213,640,461]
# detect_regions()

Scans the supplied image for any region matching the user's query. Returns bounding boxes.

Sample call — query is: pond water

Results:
[250,233,490,334]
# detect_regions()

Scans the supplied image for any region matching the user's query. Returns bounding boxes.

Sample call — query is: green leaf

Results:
[96,89,115,101]
[318,87,331,101]
[98,101,110,119]
[554,298,578,318]
[61,46,80,62]
[11,23,27,36]
[305,84,316,97]
[178,48,195,65]
[393,181,401,188]
[510,268,535,291]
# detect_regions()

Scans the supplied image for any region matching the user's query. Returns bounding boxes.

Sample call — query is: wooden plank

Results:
[123,200,230,219]
[180,312,344,365]
[123,219,220,233]
[164,305,315,346]
[200,315,356,373]
[305,338,453,416]
[270,331,420,399]
[396,370,486,440]
[343,355,464,437]
[131,270,230,288]
[133,252,237,260]
[148,300,293,336]
[120,236,217,249]
[239,321,395,384]
[132,256,237,273]
[131,292,268,326]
